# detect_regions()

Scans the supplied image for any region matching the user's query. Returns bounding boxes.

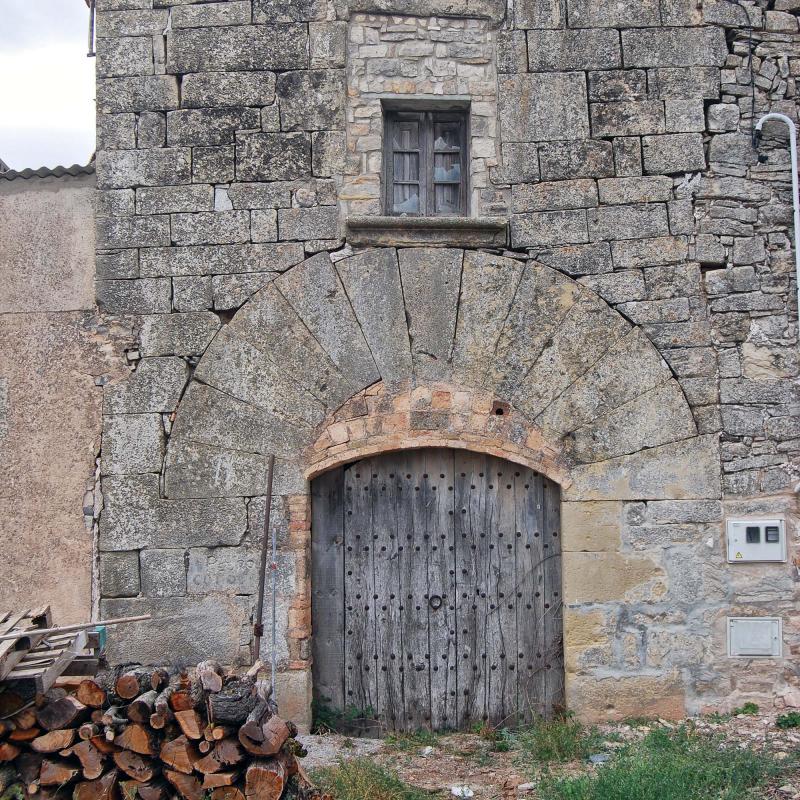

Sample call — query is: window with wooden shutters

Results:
[384,109,468,217]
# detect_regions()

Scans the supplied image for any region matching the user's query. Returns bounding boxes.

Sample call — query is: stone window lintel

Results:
[346,214,508,248]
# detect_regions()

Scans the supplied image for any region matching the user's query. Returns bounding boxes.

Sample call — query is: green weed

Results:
[776,711,800,729]
[312,758,433,800]
[514,713,603,765]
[538,726,780,800]
[732,702,760,716]
[384,729,439,751]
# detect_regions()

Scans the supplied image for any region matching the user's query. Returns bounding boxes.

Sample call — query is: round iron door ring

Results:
[429,595,443,610]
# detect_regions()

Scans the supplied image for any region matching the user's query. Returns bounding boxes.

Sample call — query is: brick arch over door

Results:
[151,246,721,721]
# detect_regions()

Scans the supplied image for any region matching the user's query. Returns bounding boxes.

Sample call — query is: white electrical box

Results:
[726,518,786,563]
[728,617,782,658]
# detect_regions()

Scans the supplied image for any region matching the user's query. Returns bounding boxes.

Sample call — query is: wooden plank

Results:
[454,451,486,729]
[542,478,564,717]
[0,610,38,680]
[495,460,519,727]
[516,469,546,724]
[371,455,404,730]
[397,450,430,731]
[311,467,346,714]
[343,460,377,720]
[426,450,457,730]
[6,631,87,695]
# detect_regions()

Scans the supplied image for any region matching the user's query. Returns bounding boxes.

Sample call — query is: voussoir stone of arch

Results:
[228,281,358,411]
[334,248,413,385]
[483,262,581,396]
[193,326,327,428]
[511,290,631,419]
[536,327,673,440]
[275,252,379,391]
[566,380,697,464]
[450,250,525,388]
[398,247,463,384]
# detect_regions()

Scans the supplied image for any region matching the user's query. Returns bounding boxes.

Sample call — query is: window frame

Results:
[383,108,469,218]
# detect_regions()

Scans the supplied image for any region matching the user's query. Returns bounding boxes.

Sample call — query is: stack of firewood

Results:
[0,660,329,800]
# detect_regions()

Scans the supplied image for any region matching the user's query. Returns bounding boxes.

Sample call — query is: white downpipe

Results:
[755,113,800,323]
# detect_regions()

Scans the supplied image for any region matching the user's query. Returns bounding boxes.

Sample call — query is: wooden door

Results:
[311,448,563,732]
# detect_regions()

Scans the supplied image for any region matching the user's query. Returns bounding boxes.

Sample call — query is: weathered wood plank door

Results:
[311,448,563,732]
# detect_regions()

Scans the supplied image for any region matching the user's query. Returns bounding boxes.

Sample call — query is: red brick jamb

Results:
[282,381,571,668]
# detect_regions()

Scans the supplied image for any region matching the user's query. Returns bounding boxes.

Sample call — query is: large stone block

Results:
[497,31,528,74]
[526,29,621,71]
[182,71,276,109]
[649,66,720,99]
[590,101,665,137]
[236,133,311,181]
[97,278,172,314]
[97,249,139,280]
[579,270,646,304]
[96,215,171,249]
[166,108,260,147]
[334,249,413,385]
[193,146,235,183]
[99,474,248,551]
[140,549,187,598]
[96,148,191,189]
[511,209,589,248]
[568,0,660,26]
[611,236,688,269]
[99,552,141,599]
[514,0,563,26]
[598,176,673,205]
[172,1,251,27]
[309,21,347,69]
[539,139,614,180]
[171,211,252,246]
[139,312,221,357]
[562,551,664,603]
[278,207,338,241]
[227,183,292,210]
[97,76,179,113]
[566,435,722,501]
[499,73,589,143]
[642,133,706,174]
[95,8,169,37]
[166,25,308,73]
[561,501,622,552]
[99,595,251,665]
[102,414,165,475]
[512,180,598,213]
[96,36,154,77]
[588,203,669,241]
[98,113,137,150]
[588,69,647,102]
[398,248,462,382]
[312,131,346,178]
[622,28,729,67]
[708,133,760,166]
[253,0,327,21]
[535,242,612,276]
[566,674,685,723]
[491,142,541,184]
[136,185,214,215]
[105,357,190,414]
[139,242,304,276]
[275,254,380,391]
[188,547,261,594]
[276,70,346,131]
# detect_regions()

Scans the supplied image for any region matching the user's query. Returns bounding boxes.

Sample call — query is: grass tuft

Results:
[538,726,781,800]
[776,711,800,729]
[312,757,433,800]
[384,729,440,751]
[513,714,603,765]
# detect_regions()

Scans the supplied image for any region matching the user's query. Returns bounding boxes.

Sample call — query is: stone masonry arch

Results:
[104,247,722,724]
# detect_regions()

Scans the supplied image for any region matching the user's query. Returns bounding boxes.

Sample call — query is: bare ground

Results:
[298,711,800,799]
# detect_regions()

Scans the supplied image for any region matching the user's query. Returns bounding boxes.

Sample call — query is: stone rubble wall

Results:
[93,0,800,722]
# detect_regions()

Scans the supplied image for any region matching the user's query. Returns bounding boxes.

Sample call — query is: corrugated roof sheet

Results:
[0,163,96,182]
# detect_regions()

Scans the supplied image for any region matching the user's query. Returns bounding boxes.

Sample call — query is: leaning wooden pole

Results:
[252,455,276,672]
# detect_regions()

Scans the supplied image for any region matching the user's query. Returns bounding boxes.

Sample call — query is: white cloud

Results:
[0,3,95,170]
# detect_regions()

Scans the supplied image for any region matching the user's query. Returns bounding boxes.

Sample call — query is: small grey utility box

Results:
[726,518,786,563]
[728,617,782,657]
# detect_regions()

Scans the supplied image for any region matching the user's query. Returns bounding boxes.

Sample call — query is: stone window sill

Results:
[347,215,508,248]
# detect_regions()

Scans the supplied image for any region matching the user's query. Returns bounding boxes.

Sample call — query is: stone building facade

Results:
[91,0,800,728]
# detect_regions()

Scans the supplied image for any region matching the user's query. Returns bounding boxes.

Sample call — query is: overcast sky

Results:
[1,1,95,170]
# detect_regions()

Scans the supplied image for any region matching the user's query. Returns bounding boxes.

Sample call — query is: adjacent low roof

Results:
[0,163,96,181]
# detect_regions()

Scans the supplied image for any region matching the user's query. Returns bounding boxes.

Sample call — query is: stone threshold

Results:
[347,215,508,248]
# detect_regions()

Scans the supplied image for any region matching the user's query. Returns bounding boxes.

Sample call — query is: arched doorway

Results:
[311,447,563,733]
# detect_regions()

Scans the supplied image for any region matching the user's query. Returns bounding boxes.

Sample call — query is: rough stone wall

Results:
[92,0,800,725]
[0,173,132,623]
